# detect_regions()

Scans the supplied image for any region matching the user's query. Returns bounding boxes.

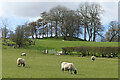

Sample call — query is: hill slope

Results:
[28,38,118,51]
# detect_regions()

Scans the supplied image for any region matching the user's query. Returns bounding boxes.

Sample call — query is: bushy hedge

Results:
[2,39,16,46]
[2,39,35,48]
[62,46,120,58]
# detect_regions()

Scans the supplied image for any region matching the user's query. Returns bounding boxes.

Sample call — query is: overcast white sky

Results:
[0,0,119,32]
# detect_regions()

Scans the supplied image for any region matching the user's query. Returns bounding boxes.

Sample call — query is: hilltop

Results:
[28,37,118,51]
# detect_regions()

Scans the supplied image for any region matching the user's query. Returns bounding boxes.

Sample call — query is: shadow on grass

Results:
[17,65,31,68]
[70,73,85,76]
[62,72,85,76]
[25,66,31,68]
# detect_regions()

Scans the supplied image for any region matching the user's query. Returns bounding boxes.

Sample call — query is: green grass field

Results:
[28,39,118,51]
[2,39,118,78]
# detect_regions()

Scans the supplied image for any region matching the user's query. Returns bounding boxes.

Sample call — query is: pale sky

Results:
[0,0,119,32]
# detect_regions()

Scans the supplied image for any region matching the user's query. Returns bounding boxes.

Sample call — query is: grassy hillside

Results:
[39,37,86,41]
[28,38,118,51]
[2,46,118,78]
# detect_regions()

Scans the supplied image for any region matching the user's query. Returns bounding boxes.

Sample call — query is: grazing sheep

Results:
[17,58,25,67]
[57,51,63,55]
[44,49,48,54]
[62,40,65,41]
[61,62,77,74]
[21,53,26,56]
[91,56,95,61]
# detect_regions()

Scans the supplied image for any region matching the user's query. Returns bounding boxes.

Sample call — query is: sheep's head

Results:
[92,57,95,61]
[74,70,77,74]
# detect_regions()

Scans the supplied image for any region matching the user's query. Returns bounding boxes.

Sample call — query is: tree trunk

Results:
[65,29,67,40]
[88,28,92,41]
[86,24,90,41]
[47,25,48,38]
[77,22,80,38]
[70,29,72,41]
[4,26,7,39]
[109,32,117,42]
[32,35,34,39]
[50,21,53,37]
[55,20,58,39]
[36,33,37,39]
[42,27,44,38]
[84,26,86,41]
[35,30,38,39]
[93,26,96,41]
[70,21,74,41]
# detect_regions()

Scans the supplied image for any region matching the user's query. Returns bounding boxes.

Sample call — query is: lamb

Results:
[17,58,25,67]
[61,62,77,74]
[91,56,95,61]
[21,53,26,56]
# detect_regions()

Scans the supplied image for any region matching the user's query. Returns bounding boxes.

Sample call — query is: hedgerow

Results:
[62,46,119,58]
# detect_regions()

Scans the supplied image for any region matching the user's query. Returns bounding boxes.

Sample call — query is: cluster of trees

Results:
[27,2,104,41]
[2,22,32,47]
[1,2,119,47]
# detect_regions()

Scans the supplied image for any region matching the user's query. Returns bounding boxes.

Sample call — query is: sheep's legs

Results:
[18,63,20,67]
[68,69,69,74]
[71,71,72,74]
[62,68,64,72]
[23,63,25,67]
[70,70,72,74]
[21,63,22,66]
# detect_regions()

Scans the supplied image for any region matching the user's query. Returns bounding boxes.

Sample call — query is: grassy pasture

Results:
[2,45,118,78]
[28,39,118,51]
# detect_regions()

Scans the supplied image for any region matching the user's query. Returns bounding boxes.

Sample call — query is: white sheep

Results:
[21,53,26,56]
[17,58,25,67]
[91,56,95,61]
[61,62,77,74]
[62,40,65,41]
[57,51,63,55]
[44,49,48,54]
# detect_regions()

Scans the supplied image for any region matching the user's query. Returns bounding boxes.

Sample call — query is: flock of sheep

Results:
[17,53,95,75]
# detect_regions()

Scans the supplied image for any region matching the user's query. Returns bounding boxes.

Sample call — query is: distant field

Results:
[2,45,118,78]
[28,39,118,51]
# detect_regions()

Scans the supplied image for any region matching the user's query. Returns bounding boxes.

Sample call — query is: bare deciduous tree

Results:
[105,21,119,42]
[2,18,10,39]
